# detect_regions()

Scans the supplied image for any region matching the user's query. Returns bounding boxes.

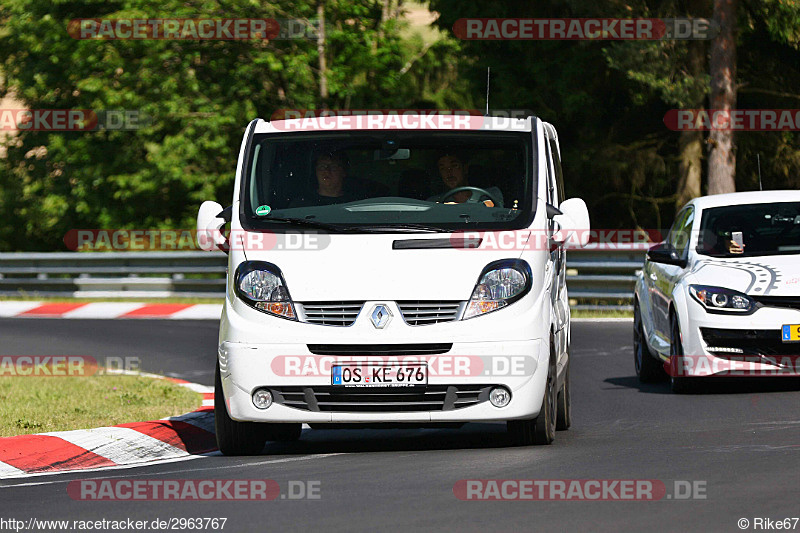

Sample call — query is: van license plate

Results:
[331,364,428,387]
[782,325,800,342]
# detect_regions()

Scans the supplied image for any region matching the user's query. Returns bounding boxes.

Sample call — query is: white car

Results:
[634,190,800,393]
[197,114,590,454]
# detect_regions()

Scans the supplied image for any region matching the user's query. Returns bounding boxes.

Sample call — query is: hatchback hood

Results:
[690,255,800,296]
[238,233,531,301]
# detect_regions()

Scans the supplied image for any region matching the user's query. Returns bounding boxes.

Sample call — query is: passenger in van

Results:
[289,151,363,207]
[432,152,503,207]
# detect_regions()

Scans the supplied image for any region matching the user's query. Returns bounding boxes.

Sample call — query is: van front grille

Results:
[296,301,363,326]
[397,301,464,325]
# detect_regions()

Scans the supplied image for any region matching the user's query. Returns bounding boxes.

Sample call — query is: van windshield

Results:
[241,131,534,232]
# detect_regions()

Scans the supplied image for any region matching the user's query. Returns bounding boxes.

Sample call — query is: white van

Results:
[197,114,590,454]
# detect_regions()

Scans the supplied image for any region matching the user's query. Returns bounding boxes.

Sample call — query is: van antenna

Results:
[757,153,763,191]
[485,67,491,116]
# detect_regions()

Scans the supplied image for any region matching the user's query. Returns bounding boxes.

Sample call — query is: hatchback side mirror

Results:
[647,242,686,267]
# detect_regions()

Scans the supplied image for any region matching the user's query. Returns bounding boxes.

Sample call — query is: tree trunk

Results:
[707,0,737,194]
[676,35,706,210]
[316,0,328,108]
[677,129,703,208]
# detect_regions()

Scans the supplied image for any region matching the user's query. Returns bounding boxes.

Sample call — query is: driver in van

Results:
[289,151,362,207]
[433,152,503,207]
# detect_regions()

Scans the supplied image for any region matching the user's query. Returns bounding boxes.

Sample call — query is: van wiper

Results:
[359,224,449,233]
[258,216,360,232]
[257,217,446,233]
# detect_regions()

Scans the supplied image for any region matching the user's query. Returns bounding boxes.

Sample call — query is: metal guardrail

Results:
[0,245,649,308]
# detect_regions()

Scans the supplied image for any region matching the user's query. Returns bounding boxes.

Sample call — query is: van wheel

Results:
[507,336,557,446]
[669,313,698,394]
[215,362,267,455]
[634,299,666,382]
[556,355,571,431]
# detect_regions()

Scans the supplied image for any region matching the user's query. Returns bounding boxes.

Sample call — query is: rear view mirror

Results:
[552,198,590,248]
[374,148,410,160]
[196,201,228,252]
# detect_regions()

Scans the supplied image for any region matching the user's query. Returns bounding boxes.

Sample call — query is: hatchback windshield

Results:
[696,202,800,257]
[241,131,534,232]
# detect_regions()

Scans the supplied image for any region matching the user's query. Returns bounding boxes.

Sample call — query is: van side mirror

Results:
[647,242,686,267]
[551,198,590,248]
[197,201,228,252]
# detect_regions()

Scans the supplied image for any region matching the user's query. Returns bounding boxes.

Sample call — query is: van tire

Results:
[555,355,571,431]
[507,336,557,445]
[215,362,268,455]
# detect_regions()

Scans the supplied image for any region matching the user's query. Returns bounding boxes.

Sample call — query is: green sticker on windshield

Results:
[255,205,271,216]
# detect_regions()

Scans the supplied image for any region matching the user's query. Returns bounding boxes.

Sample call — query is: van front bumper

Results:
[218,338,547,424]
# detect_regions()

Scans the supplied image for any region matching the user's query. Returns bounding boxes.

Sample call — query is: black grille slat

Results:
[752,296,800,310]
[307,343,452,356]
[270,385,494,413]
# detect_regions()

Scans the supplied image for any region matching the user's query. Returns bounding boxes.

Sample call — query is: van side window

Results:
[544,135,557,206]
[548,139,565,204]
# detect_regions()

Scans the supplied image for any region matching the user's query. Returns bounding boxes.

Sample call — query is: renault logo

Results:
[370,304,392,329]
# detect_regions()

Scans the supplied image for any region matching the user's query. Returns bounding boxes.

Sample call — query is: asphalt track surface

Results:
[2,318,799,532]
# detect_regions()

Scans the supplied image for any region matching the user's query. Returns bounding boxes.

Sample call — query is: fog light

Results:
[252,388,273,410]
[489,387,511,408]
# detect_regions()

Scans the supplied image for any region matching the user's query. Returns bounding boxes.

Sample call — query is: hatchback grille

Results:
[296,301,363,326]
[752,296,800,311]
[701,328,800,357]
[271,385,492,412]
[397,301,464,325]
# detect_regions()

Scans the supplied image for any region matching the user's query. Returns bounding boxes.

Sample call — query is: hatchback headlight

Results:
[463,260,532,319]
[689,285,755,313]
[234,261,296,320]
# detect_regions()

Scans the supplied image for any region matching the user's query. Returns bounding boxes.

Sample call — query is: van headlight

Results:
[689,285,755,313]
[463,259,532,319]
[234,261,297,320]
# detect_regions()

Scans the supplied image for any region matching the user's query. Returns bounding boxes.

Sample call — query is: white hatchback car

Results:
[197,114,590,454]
[634,190,800,392]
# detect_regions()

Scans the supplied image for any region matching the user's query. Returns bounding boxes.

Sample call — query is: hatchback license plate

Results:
[331,364,428,387]
[782,324,800,342]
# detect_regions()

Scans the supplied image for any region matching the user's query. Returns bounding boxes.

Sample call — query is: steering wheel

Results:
[439,186,501,206]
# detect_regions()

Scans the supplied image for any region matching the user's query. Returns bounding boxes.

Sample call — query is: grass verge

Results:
[0,374,202,437]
